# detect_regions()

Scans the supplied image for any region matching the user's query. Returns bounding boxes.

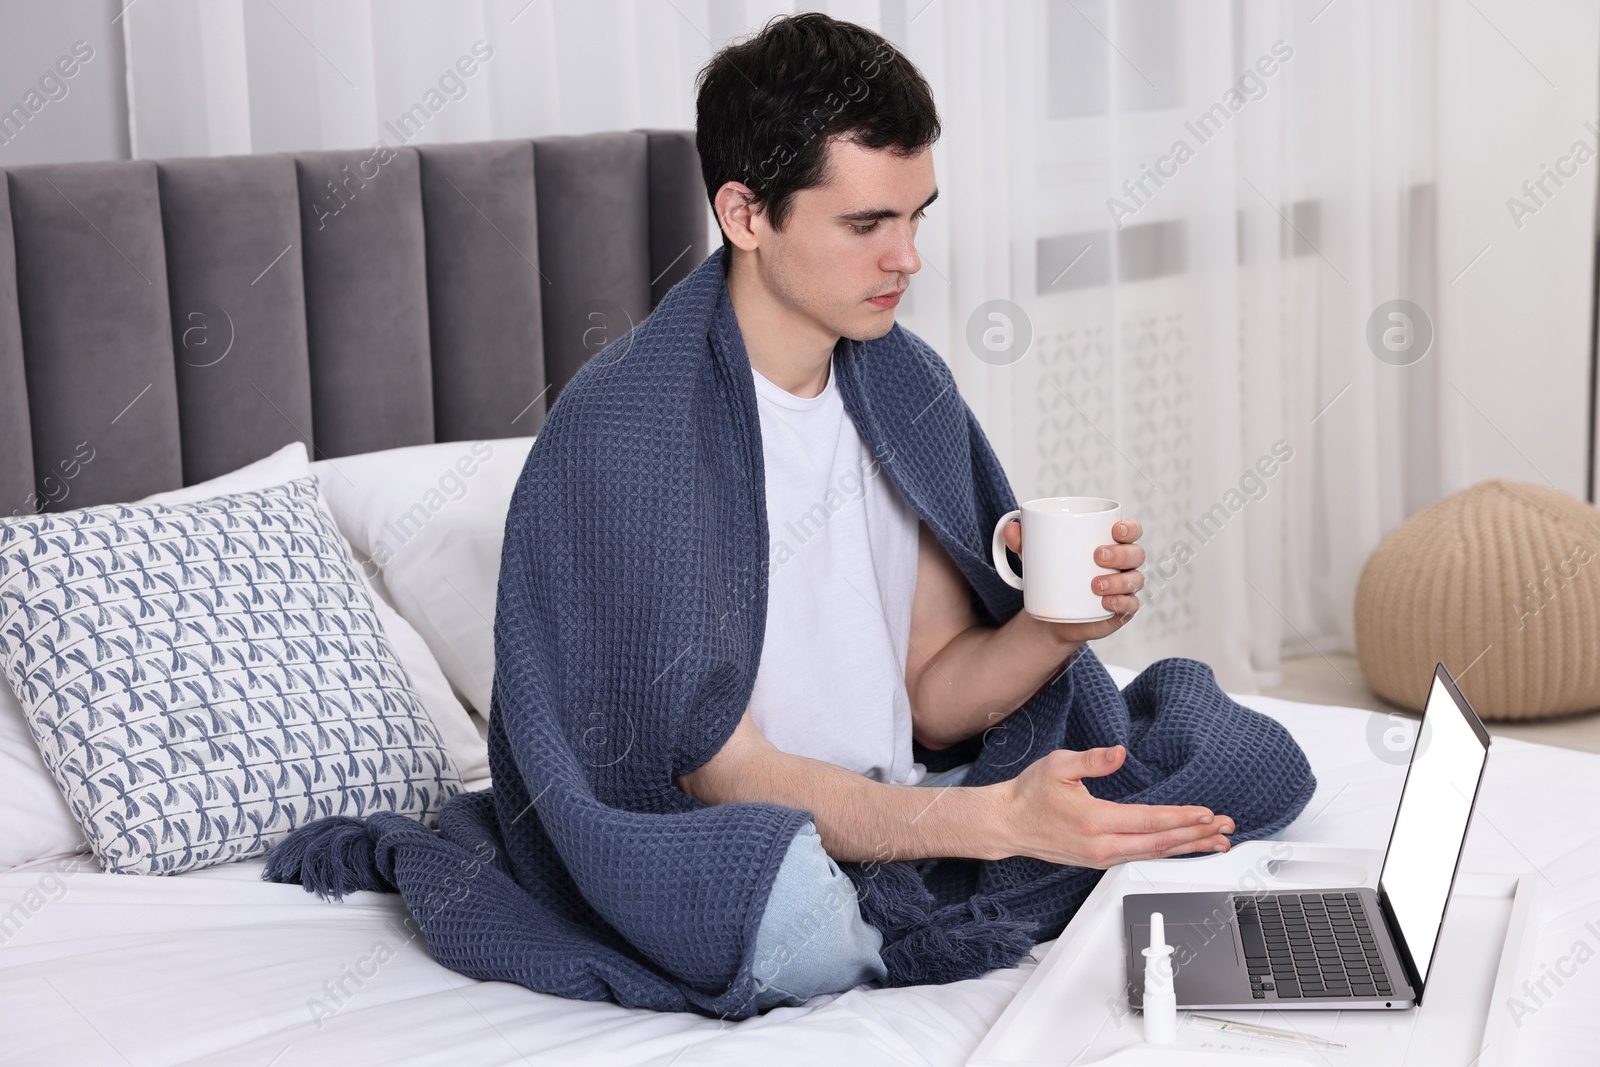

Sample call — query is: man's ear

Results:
[715,180,762,253]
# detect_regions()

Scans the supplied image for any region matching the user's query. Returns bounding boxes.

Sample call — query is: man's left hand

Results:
[1001,517,1145,642]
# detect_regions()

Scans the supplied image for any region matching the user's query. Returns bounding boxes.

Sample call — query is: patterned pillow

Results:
[0,477,463,875]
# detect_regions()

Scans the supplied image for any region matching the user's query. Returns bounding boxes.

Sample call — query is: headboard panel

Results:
[158,153,312,486]
[0,128,710,516]
[296,146,437,460]
[531,132,653,399]
[8,160,185,511]
[647,130,710,308]
[0,179,33,517]
[418,140,542,444]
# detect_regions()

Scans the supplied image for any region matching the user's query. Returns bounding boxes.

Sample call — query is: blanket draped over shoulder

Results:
[265,246,1315,1019]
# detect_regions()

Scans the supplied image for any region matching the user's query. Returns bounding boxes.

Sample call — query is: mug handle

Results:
[990,509,1024,590]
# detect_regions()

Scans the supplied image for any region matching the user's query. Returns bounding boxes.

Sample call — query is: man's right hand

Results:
[994,746,1236,868]
[674,706,1237,868]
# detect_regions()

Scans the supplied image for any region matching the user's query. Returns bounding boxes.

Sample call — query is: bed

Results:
[1,132,1596,1066]
[6,677,1598,1065]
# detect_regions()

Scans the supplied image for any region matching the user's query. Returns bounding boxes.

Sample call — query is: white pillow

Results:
[0,477,463,874]
[0,680,84,871]
[312,438,534,717]
[143,443,489,782]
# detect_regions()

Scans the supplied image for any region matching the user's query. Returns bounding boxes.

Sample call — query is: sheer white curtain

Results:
[123,0,1460,692]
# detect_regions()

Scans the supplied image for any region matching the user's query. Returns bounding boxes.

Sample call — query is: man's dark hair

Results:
[695,13,941,261]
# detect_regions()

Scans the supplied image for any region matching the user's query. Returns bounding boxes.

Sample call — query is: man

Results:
[270,14,1311,1023]
[678,13,1236,1008]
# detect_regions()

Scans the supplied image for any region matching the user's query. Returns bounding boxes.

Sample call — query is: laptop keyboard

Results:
[1235,893,1394,999]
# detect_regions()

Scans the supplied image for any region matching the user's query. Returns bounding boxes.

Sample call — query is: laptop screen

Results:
[1376,666,1491,991]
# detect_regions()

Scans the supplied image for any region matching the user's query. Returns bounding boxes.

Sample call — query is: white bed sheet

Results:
[3,666,1597,1067]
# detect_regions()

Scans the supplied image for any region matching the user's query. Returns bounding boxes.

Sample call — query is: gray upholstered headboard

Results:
[0,129,710,516]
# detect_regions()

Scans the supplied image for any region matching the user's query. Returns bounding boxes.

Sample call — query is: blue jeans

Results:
[750,762,973,1010]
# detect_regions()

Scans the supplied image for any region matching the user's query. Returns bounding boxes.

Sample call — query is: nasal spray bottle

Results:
[1142,911,1177,1045]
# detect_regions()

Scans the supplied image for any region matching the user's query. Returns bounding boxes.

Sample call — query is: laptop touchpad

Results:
[1129,921,1241,1003]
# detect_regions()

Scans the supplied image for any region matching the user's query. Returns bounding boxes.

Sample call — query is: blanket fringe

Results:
[845,861,1037,986]
[844,860,932,936]
[263,816,390,899]
[878,901,1037,987]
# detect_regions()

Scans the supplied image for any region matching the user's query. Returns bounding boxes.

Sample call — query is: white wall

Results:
[2,0,1595,509]
[0,0,130,166]
[1436,0,1598,501]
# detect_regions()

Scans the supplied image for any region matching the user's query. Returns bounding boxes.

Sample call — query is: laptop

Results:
[1123,661,1491,1010]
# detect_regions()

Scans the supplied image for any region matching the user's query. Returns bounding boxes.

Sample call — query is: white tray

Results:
[967,841,1537,1067]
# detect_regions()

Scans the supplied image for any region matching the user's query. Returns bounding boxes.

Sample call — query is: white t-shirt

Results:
[747,352,926,786]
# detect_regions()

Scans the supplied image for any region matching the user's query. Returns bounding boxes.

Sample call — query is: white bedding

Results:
[4,665,1597,1066]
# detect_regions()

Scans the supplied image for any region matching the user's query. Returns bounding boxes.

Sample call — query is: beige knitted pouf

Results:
[1355,480,1600,721]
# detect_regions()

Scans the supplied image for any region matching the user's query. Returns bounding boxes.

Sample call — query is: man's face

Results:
[750,137,935,342]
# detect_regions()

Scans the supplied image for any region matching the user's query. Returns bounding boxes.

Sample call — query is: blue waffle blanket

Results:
[265,245,1315,1018]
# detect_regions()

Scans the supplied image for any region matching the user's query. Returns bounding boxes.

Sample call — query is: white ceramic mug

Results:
[990,497,1122,623]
